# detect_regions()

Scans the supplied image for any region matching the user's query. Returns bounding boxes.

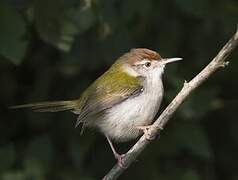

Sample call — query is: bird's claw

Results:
[114,153,126,169]
[137,125,155,140]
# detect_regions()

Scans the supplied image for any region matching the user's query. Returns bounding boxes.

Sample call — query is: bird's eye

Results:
[144,62,151,68]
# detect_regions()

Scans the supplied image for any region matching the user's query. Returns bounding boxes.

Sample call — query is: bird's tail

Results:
[9,100,79,112]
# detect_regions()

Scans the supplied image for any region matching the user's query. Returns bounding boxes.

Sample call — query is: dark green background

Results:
[1,0,238,179]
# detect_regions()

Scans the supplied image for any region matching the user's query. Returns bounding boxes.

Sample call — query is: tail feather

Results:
[9,100,79,112]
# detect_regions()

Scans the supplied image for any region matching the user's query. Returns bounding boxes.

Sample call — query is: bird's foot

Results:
[105,136,127,168]
[114,153,126,169]
[137,125,156,140]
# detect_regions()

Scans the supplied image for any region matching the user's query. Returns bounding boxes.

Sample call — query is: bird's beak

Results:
[160,57,183,65]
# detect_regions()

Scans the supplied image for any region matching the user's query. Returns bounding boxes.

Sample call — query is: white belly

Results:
[97,79,164,142]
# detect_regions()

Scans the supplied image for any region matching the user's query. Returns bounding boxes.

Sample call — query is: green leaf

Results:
[34,0,69,51]
[0,1,27,65]
[34,0,96,51]
[66,5,96,34]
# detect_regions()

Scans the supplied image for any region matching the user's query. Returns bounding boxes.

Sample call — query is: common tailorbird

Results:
[11,48,182,167]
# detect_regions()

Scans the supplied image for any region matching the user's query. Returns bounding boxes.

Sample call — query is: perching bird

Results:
[10,48,182,167]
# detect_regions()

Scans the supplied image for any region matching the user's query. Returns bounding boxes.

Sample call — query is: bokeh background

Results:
[1,0,238,179]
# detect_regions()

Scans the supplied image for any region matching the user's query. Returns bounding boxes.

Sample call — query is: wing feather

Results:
[75,63,143,127]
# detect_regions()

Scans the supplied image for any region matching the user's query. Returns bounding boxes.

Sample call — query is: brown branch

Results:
[103,28,238,180]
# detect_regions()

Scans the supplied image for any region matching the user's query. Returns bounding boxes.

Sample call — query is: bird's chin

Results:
[155,65,165,76]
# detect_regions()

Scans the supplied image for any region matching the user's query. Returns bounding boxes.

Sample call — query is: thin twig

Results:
[103,28,238,180]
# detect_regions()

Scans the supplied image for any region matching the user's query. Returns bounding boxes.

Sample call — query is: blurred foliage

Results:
[0,0,238,179]
[0,0,27,64]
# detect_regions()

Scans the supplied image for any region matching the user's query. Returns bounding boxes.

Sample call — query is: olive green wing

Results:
[75,67,143,127]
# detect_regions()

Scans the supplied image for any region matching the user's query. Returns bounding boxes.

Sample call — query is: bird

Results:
[10,48,182,167]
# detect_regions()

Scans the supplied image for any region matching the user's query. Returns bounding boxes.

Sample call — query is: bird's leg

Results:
[106,135,126,168]
[136,125,157,140]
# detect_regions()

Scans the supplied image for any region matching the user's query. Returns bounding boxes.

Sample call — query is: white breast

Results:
[97,72,164,142]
